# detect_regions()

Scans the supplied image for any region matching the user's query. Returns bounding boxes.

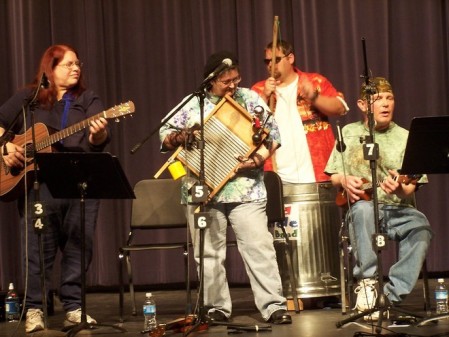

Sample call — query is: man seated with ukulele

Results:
[324,77,432,321]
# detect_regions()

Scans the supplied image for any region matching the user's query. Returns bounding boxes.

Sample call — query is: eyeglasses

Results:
[263,55,289,65]
[217,76,242,86]
[57,61,83,69]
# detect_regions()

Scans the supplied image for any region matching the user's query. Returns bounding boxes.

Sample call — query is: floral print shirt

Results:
[159,87,281,203]
[252,68,347,181]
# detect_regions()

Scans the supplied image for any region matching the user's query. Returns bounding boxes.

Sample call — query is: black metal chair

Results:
[264,171,301,313]
[118,179,191,321]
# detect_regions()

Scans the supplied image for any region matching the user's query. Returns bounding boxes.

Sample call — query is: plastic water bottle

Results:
[435,278,449,314]
[5,283,20,322]
[143,292,157,332]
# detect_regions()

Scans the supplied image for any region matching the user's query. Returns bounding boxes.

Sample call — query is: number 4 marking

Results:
[34,218,44,231]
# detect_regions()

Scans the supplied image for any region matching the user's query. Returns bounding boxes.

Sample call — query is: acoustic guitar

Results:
[0,101,135,201]
[335,174,422,207]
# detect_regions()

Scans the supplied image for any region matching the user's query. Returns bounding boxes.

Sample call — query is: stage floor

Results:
[2,279,449,337]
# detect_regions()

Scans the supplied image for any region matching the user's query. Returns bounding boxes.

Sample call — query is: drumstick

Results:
[269,16,279,112]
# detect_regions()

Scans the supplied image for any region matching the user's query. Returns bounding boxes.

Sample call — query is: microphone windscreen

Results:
[222,58,232,66]
[203,51,238,78]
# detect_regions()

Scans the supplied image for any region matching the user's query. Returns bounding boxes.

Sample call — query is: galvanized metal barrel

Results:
[273,182,341,298]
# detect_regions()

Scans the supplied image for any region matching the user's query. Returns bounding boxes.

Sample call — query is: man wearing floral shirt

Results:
[252,39,348,183]
[159,51,291,325]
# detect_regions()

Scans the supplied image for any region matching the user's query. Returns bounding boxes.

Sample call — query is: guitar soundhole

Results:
[25,144,35,157]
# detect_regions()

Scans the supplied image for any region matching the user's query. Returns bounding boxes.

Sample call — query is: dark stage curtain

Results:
[1,0,449,290]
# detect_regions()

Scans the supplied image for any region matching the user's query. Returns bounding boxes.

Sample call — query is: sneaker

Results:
[25,308,44,333]
[354,278,378,313]
[63,308,97,327]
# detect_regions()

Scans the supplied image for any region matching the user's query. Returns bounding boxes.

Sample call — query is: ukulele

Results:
[335,174,422,207]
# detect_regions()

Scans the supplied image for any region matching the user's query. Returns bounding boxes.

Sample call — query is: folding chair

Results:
[118,179,191,321]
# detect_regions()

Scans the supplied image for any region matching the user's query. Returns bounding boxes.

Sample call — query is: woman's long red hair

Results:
[32,44,86,108]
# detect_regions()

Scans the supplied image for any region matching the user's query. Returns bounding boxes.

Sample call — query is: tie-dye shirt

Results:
[325,121,428,206]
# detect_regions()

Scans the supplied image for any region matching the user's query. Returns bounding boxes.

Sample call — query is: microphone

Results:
[202,58,233,84]
[40,73,50,89]
[336,121,346,152]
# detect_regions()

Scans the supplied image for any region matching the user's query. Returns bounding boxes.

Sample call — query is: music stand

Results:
[35,152,135,336]
[400,115,449,175]
[399,116,449,326]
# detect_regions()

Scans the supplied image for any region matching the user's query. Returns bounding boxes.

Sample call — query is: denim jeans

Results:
[22,182,99,312]
[348,201,432,303]
[188,201,286,320]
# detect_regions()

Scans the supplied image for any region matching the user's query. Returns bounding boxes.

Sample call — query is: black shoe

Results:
[208,310,229,322]
[268,309,292,324]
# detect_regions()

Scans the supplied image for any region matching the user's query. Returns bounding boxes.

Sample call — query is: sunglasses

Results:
[263,54,289,65]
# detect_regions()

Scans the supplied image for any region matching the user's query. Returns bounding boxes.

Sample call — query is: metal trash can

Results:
[273,182,341,298]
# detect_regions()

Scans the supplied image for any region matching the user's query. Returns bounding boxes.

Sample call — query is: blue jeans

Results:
[21,183,99,312]
[188,201,286,320]
[348,201,432,304]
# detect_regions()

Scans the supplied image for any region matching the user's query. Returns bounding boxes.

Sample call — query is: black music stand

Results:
[400,116,449,175]
[35,152,135,336]
[399,116,449,326]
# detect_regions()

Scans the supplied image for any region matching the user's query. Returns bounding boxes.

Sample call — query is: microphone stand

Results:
[27,86,51,334]
[0,76,60,333]
[336,38,423,333]
[130,68,219,319]
[28,76,52,331]
[335,120,356,316]
[131,77,213,331]
[182,82,268,336]
[130,91,199,155]
[182,86,209,336]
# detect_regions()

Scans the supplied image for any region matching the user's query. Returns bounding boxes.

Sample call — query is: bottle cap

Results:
[8,283,14,290]
[438,278,445,283]
[145,292,152,297]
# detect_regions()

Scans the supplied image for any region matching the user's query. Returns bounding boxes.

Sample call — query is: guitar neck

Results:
[372,174,421,187]
[35,111,106,151]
